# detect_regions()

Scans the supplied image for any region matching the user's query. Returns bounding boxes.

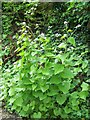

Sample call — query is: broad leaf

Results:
[81,82,89,91]
[58,81,71,94]
[61,68,74,78]
[50,75,61,84]
[67,37,76,47]
[54,64,64,75]
[33,112,41,118]
[14,97,23,106]
[56,94,66,105]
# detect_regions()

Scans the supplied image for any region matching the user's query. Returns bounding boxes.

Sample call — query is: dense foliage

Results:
[0,2,90,119]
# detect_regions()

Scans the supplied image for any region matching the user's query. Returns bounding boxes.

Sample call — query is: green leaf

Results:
[54,108,61,116]
[70,92,78,98]
[9,98,15,104]
[23,104,29,112]
[8,88,15,96]
[40,85,49,92]
[45,52,55,57]
[64,106,71,114]
[58,81,71,94]
[14,97,23,106]
[50,75,61,84]
[81,82,89,91]
[48,86,59,96]
[79,91,88,100]
[58,43,66,49]
[82,60,88,69]
[67,37,76,46]
[61,68,74,78]
[33,112,41,118]
[56,94,66,105]
[54,64,64,75]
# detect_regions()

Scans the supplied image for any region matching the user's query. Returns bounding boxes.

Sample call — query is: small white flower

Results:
[64,21,68,24]
[75,24,81,28]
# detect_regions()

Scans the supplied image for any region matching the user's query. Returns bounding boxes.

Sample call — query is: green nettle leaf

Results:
[61,68,74,78]
[33,112,41,118]
[54,64,64,75]
[58,81,71,94]
[14,97,23,106]
[56,94,66,105]
[81,82,89,91]
[67,37,76,46]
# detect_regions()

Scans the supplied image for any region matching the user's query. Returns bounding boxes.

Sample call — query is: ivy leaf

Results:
[33,112,41,118]
[61,68,74,78]
[81,82,89,91]
[58,81,71,94]
[48,86,59,96]
[54,108,61,116]
[67,37,76,47]
[56,94,66,105]
[50,75,61,84]
[79,91,88,100]
[64,106,71,114]
[54,64,64,75]
[40,85,49,92]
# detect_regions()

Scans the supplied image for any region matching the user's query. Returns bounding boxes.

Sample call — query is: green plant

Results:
[1,24,89,119]
[1,2,89,119]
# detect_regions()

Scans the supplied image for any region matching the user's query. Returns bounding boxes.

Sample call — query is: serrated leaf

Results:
[81,82,89,91]
[54,64,64,75]
[61,68,74,78]
[33,112,41,118]
[67,37,76,46]
[56,94,66,105]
